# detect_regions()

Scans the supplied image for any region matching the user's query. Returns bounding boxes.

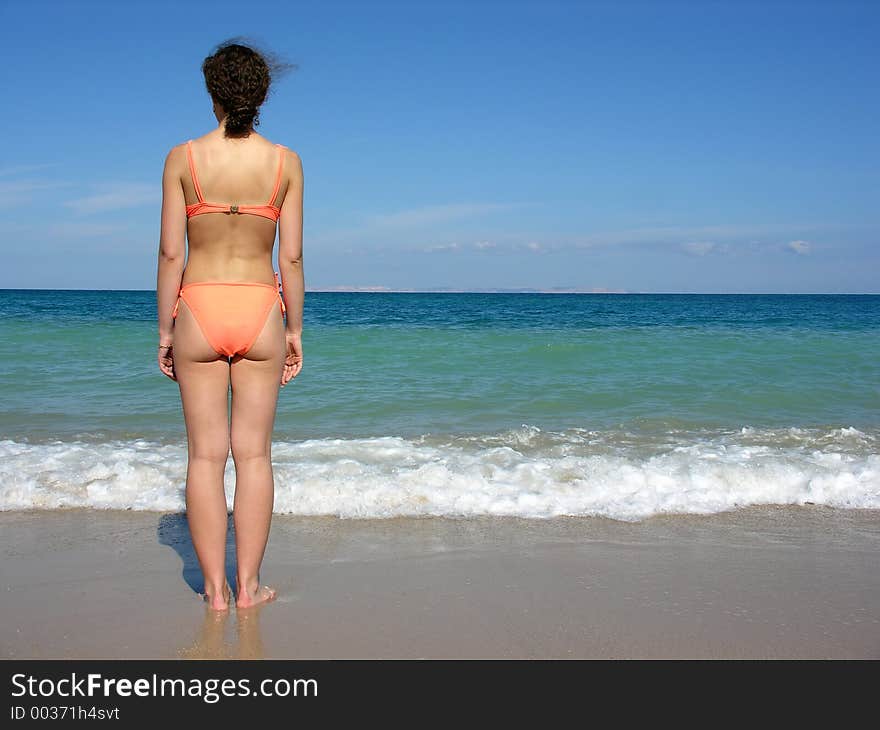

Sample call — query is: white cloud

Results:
[0,163,61,178]
[786,240,811,255]
[64,183,157,214]
[422,242,461,253]
[681,241,716,256]
[309,218,842,257]
[569,223,821,250]
[0,179,73,208]
[525,241,544,252]
[367,203,516,228]
[44,222,130,238]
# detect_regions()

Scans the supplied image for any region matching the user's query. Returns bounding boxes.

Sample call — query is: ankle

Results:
[203,579,228,596]
[236,576,259,596]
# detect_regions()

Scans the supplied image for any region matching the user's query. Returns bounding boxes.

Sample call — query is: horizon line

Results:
[0,287,878,295]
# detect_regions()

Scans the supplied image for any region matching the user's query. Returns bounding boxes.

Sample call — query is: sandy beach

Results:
[1,506,877,659]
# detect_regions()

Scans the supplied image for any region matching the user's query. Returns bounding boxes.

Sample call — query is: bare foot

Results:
[199,583,232,611]
[236,585,277,610]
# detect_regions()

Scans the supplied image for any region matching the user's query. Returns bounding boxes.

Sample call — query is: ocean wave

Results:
[1,425,878,520]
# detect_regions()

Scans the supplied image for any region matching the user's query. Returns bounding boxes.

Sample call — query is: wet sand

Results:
[1,506,878,658]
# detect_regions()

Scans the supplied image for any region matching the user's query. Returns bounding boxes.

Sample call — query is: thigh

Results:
[229,304,285,459]
[173,298,231,459]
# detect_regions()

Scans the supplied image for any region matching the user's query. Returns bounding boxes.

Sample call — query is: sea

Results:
[1,290,878,521]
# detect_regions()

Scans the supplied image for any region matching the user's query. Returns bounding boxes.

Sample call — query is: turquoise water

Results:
[1,291,878,518]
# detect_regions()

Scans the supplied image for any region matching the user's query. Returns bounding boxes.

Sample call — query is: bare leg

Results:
[173,298,232,611]
[230,302,285,608]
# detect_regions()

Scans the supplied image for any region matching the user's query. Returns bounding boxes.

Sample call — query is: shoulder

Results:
[170,140,191,156]
[163,141,189,172]
[278,145,301,164]
[278,146,303,182]
[286,148,303,174]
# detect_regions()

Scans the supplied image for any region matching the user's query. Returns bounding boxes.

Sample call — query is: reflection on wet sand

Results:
[178,602,268,659]
[236,604,267,659]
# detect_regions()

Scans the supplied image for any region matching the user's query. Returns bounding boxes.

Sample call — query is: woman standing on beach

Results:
[155,40,304,611]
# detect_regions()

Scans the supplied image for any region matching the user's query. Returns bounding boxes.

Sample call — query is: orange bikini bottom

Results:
[172,273,287,358]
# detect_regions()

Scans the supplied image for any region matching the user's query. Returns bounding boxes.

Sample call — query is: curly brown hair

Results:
[201,37,297,138]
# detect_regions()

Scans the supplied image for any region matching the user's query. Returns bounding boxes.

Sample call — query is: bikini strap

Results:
[274,271,287,316]
[171,293,181,319]
[267,144,286,207]
[186,140,205,203]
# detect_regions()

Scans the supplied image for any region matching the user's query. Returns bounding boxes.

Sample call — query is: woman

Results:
[156,40,304,611]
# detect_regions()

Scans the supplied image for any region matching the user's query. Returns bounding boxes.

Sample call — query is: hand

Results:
[158,338,176,381]
[281,332,303,387]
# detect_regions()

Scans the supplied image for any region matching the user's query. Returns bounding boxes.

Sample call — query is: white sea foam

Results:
[1,425,878,521]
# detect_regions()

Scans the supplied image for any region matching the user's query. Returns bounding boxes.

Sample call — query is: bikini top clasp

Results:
[185,139,286,223]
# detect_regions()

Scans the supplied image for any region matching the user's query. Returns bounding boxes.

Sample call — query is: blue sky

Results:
[1,0,877,292]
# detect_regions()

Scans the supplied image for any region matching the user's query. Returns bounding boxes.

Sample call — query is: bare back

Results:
[181,133,290,286]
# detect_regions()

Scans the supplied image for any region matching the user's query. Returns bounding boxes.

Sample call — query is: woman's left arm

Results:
[156,145,187,377]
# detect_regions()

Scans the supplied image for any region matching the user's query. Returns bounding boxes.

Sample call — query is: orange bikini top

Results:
[185,139,286,222]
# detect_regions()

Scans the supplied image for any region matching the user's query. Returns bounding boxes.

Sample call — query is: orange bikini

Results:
[172,139,288,358]
[184,139,286,222]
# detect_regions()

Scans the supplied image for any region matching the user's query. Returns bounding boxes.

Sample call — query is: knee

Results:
[189,439,230,465]
[230,434,270,464]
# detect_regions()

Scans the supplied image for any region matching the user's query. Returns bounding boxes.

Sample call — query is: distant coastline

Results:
[305,286,631,293]
[302,287,879,294]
